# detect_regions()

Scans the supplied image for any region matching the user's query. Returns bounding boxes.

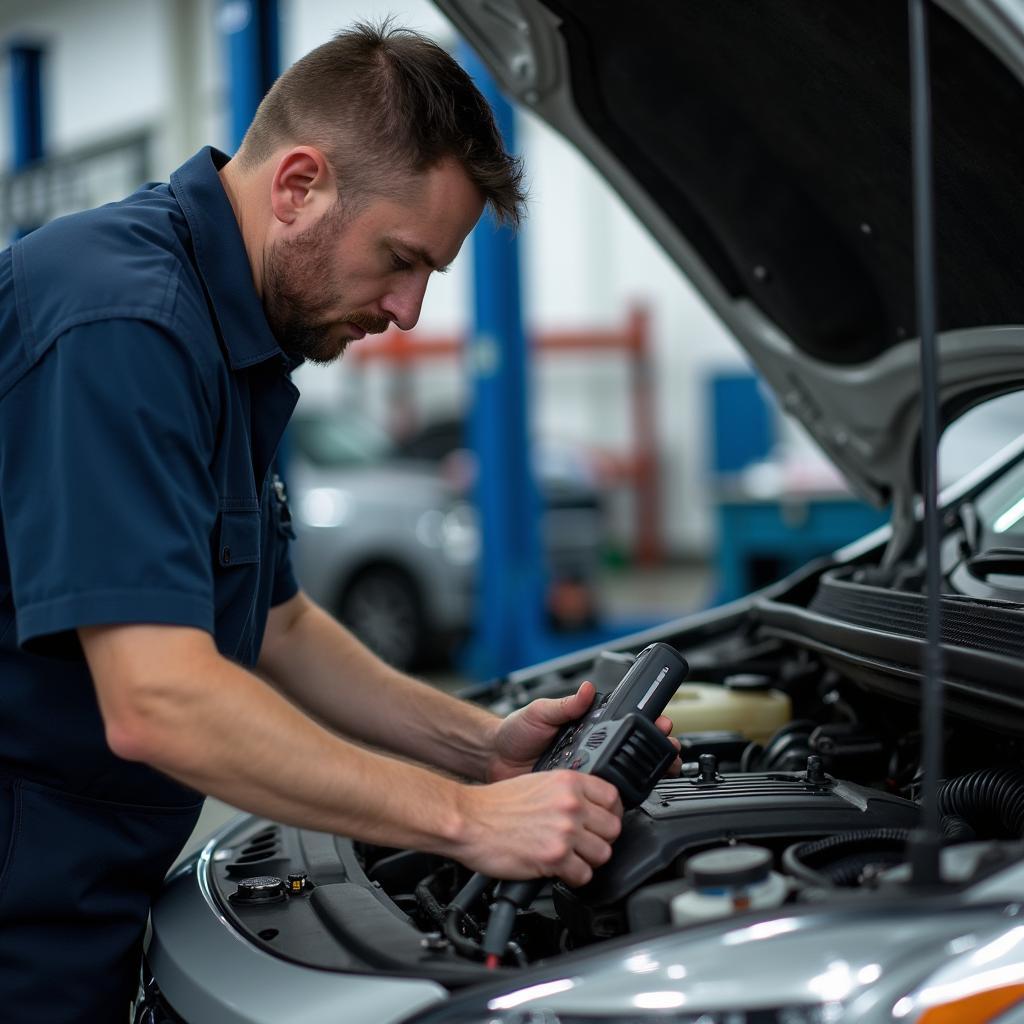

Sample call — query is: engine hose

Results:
[821,851,906,887]
[414,878,447,927]
[740,742,763,773]
[759,720,817,771]
[444,906,486,960]
[780,845,831,888]
[940,814,976,844]
[937,768,1024,839]
[783,815,975,888]
[415,875,486,959]
[783,828,911,888]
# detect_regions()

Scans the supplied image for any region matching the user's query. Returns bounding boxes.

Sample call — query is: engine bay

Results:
[204,622,1024,984]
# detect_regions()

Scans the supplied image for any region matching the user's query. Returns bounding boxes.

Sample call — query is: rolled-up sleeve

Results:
[0,318,218,657]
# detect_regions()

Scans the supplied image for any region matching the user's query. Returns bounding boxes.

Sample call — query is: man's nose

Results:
[381,278,427,332]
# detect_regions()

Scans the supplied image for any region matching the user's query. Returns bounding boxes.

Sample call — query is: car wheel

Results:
[336,565,425,670]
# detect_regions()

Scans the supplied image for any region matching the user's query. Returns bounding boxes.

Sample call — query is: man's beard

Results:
[262,206,390,365]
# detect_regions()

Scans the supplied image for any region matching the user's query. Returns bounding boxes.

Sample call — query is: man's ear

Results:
[269,147,333,226]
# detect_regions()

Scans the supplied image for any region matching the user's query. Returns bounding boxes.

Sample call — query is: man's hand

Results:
[486,680,682,784]
[454,770,624,886]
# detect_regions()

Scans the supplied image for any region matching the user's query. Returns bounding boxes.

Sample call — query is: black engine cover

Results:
[578,771,919,905]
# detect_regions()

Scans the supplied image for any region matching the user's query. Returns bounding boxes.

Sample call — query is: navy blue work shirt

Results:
[0,145,302,799]
[0,146,304,1015]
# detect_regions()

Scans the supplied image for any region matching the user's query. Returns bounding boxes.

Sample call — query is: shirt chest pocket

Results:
[213,507,264,663]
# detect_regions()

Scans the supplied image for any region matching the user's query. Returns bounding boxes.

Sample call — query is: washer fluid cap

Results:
[684,844,773,889]
[723,673,773,692]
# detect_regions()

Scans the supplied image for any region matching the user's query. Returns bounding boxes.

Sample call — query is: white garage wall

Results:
[0,0,753,555]
[0,0,165,164]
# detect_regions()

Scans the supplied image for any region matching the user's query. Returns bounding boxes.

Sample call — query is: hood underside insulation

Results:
[544,0,1024,364]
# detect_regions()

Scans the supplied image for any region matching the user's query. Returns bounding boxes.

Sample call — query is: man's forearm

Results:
[136,657,624,886]
[258,594,501,781]
[84,621,626,888]
[107,640,472,853]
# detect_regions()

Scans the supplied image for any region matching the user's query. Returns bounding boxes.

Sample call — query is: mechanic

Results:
[0,21,678,1022]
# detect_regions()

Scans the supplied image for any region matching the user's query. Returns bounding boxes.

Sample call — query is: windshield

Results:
[941,390,1024,545]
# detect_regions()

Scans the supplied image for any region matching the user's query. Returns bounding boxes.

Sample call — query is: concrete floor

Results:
[175,560,713,865]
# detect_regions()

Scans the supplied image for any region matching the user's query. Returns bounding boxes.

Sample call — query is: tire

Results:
[336,565,425,670]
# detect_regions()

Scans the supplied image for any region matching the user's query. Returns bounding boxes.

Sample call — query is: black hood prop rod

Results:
[906,0,946,888]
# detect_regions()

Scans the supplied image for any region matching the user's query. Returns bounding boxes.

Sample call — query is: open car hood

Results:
[436,0,1024,553]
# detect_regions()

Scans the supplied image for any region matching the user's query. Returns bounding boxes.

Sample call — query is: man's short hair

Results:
[237,20,527,229]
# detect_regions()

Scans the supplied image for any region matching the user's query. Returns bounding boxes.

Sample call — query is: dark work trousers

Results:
[0,774,202,1022]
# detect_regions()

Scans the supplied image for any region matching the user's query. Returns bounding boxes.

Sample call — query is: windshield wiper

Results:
[948,499,981,559]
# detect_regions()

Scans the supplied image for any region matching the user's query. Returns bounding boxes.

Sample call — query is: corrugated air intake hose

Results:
[937,767,1024,839]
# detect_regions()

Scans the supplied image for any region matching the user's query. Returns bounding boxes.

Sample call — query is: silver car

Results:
[142,2,1024,1021]
[288,407,478,670]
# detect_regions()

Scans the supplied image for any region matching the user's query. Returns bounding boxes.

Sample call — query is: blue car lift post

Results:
[220,0,290,477]
[459,49,675,679]
[220,0,280,153]
[8,42,45,239]
[459,47,549,680]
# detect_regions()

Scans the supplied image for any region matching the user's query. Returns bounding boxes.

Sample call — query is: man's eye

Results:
[390,252,412,272]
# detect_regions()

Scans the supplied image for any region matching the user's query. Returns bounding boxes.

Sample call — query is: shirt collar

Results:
[170,146,295,371]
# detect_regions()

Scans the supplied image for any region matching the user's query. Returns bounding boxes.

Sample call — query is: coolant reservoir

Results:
[671,845,788,925]
[664,674,791,744]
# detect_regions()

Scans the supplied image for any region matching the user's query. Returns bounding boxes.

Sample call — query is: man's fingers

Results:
[581,774,624,815]
[525,680,596,730]
[653,719,681,776]
[582,803,622,844]
[667,736,682,776]
[574,831,614,871]
[558,680,595,721]
[464,770,627,884]
[556,853,594,889]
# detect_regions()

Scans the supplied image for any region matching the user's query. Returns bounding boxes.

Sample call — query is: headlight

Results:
[416,502,480,565]
[299,487,352,528]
